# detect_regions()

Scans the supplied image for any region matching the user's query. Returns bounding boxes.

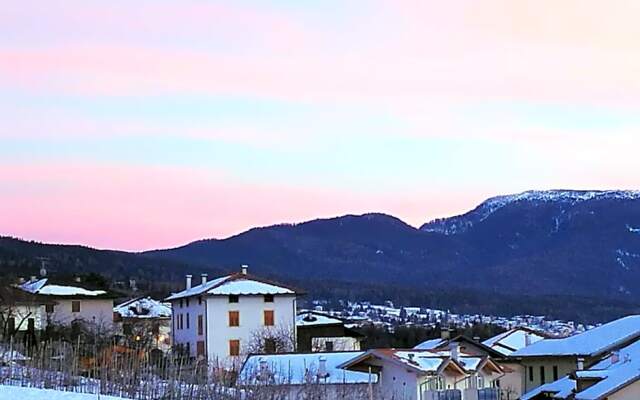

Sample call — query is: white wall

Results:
[2,304,47,331]
[206,294,296,365]
[171,295,207,358]
[312,337,360,352]
[49,298,114,330]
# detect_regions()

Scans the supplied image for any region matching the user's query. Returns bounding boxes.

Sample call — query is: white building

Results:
[340,347,503,400]
[165,265,298,365]
[522,336,640,400]
[19,278,115,331]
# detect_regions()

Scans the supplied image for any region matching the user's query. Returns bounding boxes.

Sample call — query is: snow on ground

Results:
[0,385,126,400]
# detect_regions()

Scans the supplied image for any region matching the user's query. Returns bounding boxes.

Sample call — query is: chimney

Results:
[74,276,82,283]
[473,336,481,342]
[441,328,451,340]
[186,275,193,290]
[241,265,248,275]
[577,357,585,370]
[201,274,208,285]
[18,277,25,284]
[407,353,415,362]
[317,356,329,379]
[449,342,460,362]
[525,332,532,347]
[30,276,37,282]
[136,301,143,315]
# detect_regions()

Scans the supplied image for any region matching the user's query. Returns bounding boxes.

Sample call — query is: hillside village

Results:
[1,266,639,399]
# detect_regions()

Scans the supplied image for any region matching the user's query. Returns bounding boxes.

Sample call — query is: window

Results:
[229,311,240,327]
[186,298,190,307]
[197,341,205,357]
[540,366,546,384]
[553,365,559,381]
[229,340,240,356]
[264,294,274,303]
[264,338,276,354]
[529,366,534,382]
[186,313,190,329]
[45,304,54,313]
[72,301,81,313]
[180,299,183,308]
[197,315,204,335]
[198,297,202,305]
[229,295,239,303]
[7,317,15,335]
[264,310,274,326]
[180,314,184,330]
[325,341,334,352]
[186,342,190,355]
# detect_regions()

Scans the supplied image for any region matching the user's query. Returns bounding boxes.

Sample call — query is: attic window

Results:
[229,295,239,303]
[264,294,274,303]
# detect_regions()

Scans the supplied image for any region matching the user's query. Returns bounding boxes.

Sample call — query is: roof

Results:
[114,297,171,319]
[239,351,377,385]
[513,315,640,358]
[414,335,507,359]
[522,336,640,400]
[574,339,640,400]
[483,328,546,356]
[0,286,55,305]
[18,278,117,299]
[296,311,345,327]
[165,273,297,301]
[414,338,446,350]
[339,349,469,376]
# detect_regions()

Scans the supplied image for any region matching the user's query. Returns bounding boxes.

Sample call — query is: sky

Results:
[2,0,640,251]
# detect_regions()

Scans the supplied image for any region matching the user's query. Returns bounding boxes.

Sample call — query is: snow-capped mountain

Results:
[421,190,640,235]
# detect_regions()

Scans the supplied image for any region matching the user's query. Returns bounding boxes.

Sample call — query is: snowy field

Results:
[0,385,126,399]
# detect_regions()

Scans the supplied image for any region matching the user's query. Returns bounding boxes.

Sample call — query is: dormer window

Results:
[229,295,239,303]
[264,294,274,303]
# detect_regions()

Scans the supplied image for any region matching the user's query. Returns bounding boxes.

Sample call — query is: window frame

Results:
[229,339,240,356]
[228,311,240,327]
[264,310,275,326]
[197,314,204,335]
[71,300,81,313]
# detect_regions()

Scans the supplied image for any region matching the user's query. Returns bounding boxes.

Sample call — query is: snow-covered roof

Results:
[522,338,640,400]
[483,328,545,356]
[513,316,640,357]
[341,349,473,377]
[19,278,107,297]
[297,312,344,327]
[414,338,446,350]
[239,352,376,385]
[166,273,295,301]
[114,297,171,319]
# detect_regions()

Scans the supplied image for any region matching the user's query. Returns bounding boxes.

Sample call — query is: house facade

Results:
[522,334,640,400]
[513,315,640,394]
[113,297,172,351]
[0,286,53,342]
[340,347,503,400]
[165,266,298,365]
[296,311,364,353]
[18,277,116,331]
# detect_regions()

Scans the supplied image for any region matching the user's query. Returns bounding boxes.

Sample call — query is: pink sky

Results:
[1,1,640,250]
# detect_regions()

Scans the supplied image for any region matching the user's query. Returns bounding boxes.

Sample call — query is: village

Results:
[1,265,639,400]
